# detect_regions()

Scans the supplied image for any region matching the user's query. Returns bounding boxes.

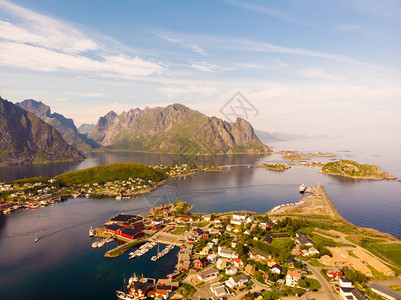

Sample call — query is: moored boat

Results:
[89,227,95,237]
[299,184,307,193]
[116,290,135,300]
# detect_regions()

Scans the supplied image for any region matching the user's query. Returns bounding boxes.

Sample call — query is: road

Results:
[304,262,339,300]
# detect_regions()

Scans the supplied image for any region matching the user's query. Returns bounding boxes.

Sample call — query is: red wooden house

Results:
[327,268,343,280]
[152,223,162,231]
[194,258,209,269]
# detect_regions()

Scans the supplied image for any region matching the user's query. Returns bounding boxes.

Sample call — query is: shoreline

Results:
[267,183,400,241]
[320,171,397,181]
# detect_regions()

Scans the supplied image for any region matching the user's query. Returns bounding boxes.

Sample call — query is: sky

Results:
[0,0,400,139]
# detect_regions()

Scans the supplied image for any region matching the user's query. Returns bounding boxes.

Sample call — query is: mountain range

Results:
[0,97,85,166]
[89,103,271,154]
[2,97,272,166]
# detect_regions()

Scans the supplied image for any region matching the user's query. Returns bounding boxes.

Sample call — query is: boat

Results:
[89,227,95,237]
[116,196,122,200]
[299,184,307,193]
[34,233,39,243]
[97,240,105,248]
[116,290,135,300]
[91,241,99,248]
[116,274,135,300]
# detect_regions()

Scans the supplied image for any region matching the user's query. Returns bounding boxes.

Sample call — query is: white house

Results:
[226,266,238,275]
[286,270,301,287]
[271,264,282,274]
[308,247,319,256]
[197,268,219,282]
[233,212,247,221]
[207,253,219,263]
[246,216,255,223]
[210,282,228,298]
[225,273,249,289]
[231,212,246,225]
[218,247,238,259]
[339,277,353,288]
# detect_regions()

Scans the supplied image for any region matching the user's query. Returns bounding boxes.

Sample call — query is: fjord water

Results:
[0,137,400,299]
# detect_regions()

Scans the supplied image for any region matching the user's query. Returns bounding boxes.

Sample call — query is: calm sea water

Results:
[0,137,400,299]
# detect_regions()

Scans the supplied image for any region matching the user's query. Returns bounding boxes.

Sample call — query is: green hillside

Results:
[54,162,166,185]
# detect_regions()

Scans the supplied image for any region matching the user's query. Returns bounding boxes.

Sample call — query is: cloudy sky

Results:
[0,0,400,138]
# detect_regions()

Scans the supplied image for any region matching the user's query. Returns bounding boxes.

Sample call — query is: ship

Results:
[299,184,307,193]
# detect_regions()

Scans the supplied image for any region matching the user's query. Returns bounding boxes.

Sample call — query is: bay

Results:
[0,137,400,299]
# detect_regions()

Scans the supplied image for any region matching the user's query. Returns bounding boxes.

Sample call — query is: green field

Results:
[172,227,187,235]
[365,244,401,269]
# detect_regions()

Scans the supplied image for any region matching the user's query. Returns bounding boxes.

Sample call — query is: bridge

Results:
[220,164,258,170]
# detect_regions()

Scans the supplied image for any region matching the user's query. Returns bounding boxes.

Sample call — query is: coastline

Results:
[320,171,397,181]
[267,183,400,241]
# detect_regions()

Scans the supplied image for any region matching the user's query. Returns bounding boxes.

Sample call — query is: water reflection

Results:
[0,151,272,182]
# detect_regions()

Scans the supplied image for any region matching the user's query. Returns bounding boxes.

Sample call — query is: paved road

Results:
[304,262,339,300]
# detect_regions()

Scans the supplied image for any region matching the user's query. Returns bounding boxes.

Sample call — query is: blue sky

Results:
[0,0,400,138]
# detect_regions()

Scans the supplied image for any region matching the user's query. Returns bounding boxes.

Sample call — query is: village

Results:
[91,198,401,300]
[0,164,202,213]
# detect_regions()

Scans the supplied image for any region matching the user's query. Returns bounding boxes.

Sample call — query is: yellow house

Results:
[245,264,256,276]
[354,249,395,276]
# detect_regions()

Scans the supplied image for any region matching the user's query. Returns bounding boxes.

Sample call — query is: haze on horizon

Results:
[0,0,400,140]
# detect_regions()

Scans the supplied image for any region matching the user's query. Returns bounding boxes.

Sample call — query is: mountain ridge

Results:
[0,97,85,166]
[17,99,98,151]
[89,103,271,154]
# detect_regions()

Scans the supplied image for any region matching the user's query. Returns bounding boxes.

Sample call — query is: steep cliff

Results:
[0,97,85,165]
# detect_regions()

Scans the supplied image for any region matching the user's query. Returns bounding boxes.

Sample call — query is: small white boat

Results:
[299,184,307,193]
[97,240,105,248]
[92,241,99,248]
[116,196,122,200]
[89,227,95,237]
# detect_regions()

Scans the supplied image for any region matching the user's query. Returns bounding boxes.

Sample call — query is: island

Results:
[258,163,291,171]
[321,160,397,180]
[279,151,335,162]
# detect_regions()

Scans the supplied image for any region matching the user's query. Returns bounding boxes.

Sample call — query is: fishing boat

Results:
[97,239,105,248]
[299,184,307,193]
[34,233,39,243]
[116,274,135,300]
[89,227,95,237]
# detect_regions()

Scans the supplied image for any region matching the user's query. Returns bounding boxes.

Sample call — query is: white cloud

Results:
[0,41,164,77]
[0,1,98,53]
[191,62,234,72]
[160,35,207,55]
[0,0,165,78]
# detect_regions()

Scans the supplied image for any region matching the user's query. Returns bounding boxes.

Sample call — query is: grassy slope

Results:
[54,162,166,185]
